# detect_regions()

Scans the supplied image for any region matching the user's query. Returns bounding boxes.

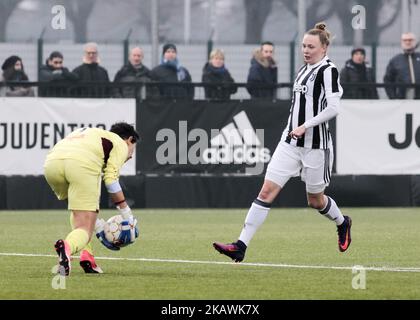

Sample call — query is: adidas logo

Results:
[202,111,271,165]
[156,111,271,174]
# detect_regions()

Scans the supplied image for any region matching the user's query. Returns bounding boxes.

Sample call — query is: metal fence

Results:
[1,81,420,101]
[0,42,407,86]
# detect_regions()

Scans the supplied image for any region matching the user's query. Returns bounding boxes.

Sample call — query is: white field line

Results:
[1,252,420,273]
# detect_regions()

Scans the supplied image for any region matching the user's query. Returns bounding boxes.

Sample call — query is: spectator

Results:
[246,41,278,99]
[202,49,237,100]
[149,43,193,99]
[39,51,78,97]
[384,32,420,99]
[340,48,378,99]
[114,47,151,98]
[0,55,34,97]
[72,42,110,97]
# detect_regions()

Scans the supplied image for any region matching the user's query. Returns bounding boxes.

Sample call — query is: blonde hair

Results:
[209,49,225,61]
[305,22,331,47]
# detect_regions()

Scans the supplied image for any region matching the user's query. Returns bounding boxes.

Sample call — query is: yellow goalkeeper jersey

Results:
[45,127,128,186]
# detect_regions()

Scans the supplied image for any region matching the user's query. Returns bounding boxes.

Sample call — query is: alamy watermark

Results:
[51,5,66,30]
[352,265,366,290]
[155,118,271,175]
[51,264,66,290]
[352,5,366,30]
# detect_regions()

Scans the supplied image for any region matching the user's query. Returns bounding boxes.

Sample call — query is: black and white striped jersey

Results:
[282,55,343,149]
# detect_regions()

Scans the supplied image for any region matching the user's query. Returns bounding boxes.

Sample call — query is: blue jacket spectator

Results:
[149,43,193,99]
[384,32,420,99]
[202,49,237,100]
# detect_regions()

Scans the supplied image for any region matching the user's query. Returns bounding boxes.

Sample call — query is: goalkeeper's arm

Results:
[105,180,132,218]
[106,180,138,245]
[109,190,129,212]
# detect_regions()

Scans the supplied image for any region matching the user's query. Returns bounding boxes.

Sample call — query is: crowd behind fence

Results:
[0,42,410,81]
[1,38,420,101]
[1,81,420,101]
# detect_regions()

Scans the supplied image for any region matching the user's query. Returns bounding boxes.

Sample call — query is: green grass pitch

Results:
[0,208,419,299]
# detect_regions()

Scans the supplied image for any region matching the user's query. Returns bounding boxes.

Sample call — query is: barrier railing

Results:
[1,81,420,101]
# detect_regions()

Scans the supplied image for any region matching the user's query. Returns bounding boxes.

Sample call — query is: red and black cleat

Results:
[337,216,352,252]
[54,239,71,276]
[79,250,103,274]
[213,240,247,263]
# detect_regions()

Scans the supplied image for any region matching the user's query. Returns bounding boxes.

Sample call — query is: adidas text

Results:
[156,111,271,174]
[203,145,270,164]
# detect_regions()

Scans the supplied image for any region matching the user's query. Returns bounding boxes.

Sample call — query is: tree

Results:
[60,0,96,43]
[0,0,23,42]
[281,0,401,45]
[357,0,401,45]
[334,1,355,45]
[243,0,273,44]
[135,0,183,43]
[334,0,401,45]
[281,0,335,31]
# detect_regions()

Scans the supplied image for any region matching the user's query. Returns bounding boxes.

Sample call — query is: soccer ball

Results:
[103,215,124,245]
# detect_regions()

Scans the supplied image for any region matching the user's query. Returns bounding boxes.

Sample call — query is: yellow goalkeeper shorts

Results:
[44,159,101,212]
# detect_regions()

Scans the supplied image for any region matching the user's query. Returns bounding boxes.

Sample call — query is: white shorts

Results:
[265,141,333,194]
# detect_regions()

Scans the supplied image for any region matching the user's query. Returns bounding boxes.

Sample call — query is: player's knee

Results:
[258,185,279,203]
[258,187,276,202]
[258,189,271,201]
[308,198,323,210]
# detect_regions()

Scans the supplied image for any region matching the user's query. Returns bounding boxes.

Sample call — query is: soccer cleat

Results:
[79,250,103,274]
[337,215,352,252]
[54,239,71,276]
[213,240,247,262]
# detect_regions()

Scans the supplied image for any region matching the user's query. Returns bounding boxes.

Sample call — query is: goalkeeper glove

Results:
[117,206,139,246]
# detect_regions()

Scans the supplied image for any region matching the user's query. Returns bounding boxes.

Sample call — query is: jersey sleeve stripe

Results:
[331,68,339,93]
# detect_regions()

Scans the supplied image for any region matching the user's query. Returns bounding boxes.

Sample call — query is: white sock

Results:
[238,199,270,246]
[319,196,345,226]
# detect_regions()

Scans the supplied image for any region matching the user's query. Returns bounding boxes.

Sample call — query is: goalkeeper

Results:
[44,122,140,276]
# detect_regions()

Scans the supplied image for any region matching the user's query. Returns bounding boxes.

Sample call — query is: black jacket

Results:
[246,50,277,99]
[340,59,378,99]
[201,63,237,100]
[39,64,78,97]
[149,62,193,99]
[0,70,34,97]
[384,52,420,99]
[113,63,151,98]
[72,63,110,97]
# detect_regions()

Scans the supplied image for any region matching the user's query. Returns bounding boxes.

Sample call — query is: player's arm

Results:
[103,139,129,209]
[103,143,132,217]
[303,66,342,129]
[103,179,139,247]
[103,144,138,244]
[106,183,138,245]
[109,190,128,209]
[290,67,342,139]
[95,180,128,250]
[106,183,133,219]
[103,140,134,218]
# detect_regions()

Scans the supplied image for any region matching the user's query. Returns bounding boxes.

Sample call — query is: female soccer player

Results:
[213,23,352,262]
[44,122,140,275]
